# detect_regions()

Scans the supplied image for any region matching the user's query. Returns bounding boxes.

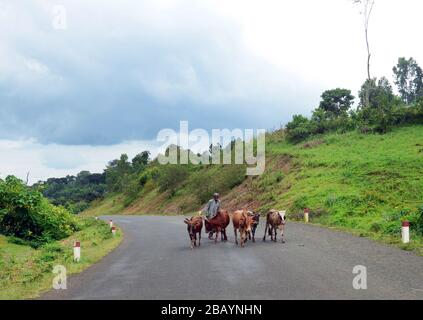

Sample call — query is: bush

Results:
[409,206,423,236]
[187,165,246,204]
[291,196,309,211]
[0,176,78,245]
[381,210,411,236]
[286,115,312,143]
[65,201,90,214]
[157,165,190,196]
[285,83,423,144]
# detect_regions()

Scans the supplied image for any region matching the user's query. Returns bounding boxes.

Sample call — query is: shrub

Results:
[0,176,78,246]
[291,196,309,211]
[285,83,423,144]
[188,165,246,204]
[286,115,312,143]
[157,165,190,196]
[65,201,90,214]
[409,206,423,236]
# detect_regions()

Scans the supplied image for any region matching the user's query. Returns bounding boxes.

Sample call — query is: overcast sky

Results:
[1,0,422,183]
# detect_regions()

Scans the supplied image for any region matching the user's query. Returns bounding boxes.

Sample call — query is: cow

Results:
[247,211,260,242]
[205,210,230,244]
[232,210,255,247]
[263,210,286,243]
[184,216,203,249]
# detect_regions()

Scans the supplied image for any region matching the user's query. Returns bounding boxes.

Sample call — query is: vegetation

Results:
[0,177,122,299]
[34,171,107,214]
[34,151,151,214]
[264,126,423,249]
[286,58,423,142]
[352,0,375,81]
[83,127,423,255]
[0,218,122,299]
[1,176,78,247]
[393,57,423,104]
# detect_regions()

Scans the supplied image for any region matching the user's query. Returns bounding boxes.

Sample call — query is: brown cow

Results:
[184,216,203,249]
[232,210,254,247]
[205,210,230,244]
[263,210,286,243]
[247,211,260,242]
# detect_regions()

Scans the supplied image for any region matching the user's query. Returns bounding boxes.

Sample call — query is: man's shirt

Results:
[203,199,220,219]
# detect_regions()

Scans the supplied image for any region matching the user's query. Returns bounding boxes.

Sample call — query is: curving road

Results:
[41,216,423,300]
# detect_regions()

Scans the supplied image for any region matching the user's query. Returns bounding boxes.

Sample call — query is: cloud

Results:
[0,0,318,145]
[2,0,423,181]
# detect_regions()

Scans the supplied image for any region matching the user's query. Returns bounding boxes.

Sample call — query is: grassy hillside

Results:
[83,125,423,254]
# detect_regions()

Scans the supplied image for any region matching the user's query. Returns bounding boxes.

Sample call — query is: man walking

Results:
[202,193,221,239]
[203,193,221,221]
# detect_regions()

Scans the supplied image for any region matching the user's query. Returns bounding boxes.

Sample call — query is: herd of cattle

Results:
[183,209,287,249]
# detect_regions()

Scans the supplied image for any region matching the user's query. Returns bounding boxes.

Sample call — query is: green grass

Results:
[84,125,423,254]
[266,126,423,215]
[0,218,122,299]
[262,125,423,254]
[82,195,127,217]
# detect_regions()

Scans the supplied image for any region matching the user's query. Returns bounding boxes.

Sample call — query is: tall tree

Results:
[132,151,151,171]
[393,57,423,104]
[104,154,132,192]
[318,88,355,117]
[358,77,395,109]
[353,0,375,81]
[353,0,375,109]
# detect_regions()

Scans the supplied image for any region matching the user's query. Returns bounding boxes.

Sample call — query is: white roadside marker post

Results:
[73,241,81,262]
[112,226,116,236]
[95,216,98,221]
[109,219,113,228]
[304,208,309,223]
[402,221,410,244]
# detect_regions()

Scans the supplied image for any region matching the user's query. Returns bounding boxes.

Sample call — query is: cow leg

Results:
[240,231,245,248]
[194,234,197,247]
[205,221,210,235]
[273,228,277,242]
[252,228,256,242]
[263,222,268,242]
[198,231,201,246]
[190,236,194,250]
[223,229,228,242]
[234,228,238,245]
[215,228,220,244]
[280,226,285,243]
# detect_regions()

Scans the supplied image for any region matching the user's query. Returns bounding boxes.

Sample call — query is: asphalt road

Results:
[41,216,423,300]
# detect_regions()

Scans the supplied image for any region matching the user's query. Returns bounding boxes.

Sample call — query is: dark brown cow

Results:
[184,216,203,249]
[263,210,286,243]
[247,211,260,242]
[232,210,254,247]
[205,210,230,243]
